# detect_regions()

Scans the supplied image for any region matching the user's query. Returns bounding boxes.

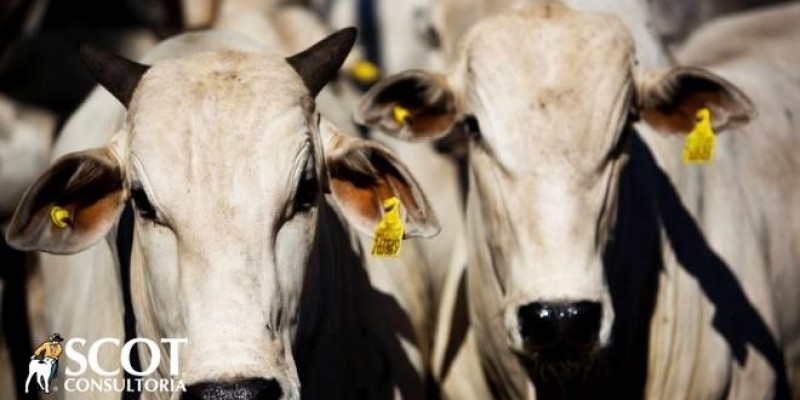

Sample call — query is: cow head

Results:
[5,28,439,399]
[357,2,753,378]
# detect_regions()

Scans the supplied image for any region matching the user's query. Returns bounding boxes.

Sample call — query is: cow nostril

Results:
[517,302,559,349]
[517,301,602,352]
[563,301,602,347]
[182,378,282,400]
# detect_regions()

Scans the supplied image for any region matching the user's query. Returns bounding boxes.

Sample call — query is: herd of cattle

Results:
[0,0,799,399]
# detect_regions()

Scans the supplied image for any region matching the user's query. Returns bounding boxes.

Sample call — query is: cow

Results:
[420,0,672,398]
[356,1,800,398]
[28,4,445,396]
[5,27,443,400]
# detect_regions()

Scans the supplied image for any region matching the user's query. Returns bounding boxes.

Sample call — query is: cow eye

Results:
[414,8,441,49]
[464,115,481,136]
[421,25,441,49]
[131,182,158,220]
[292,164,318,215]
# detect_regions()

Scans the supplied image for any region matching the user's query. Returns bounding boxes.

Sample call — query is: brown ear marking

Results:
[641,67,756,135]
[73,192,125,233]
[78,44,150,107]
[287,27,358,97]
[328,150,410,221]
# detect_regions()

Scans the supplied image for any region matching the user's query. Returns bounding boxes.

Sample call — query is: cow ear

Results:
[356,69,459,141]
[639,67,755,135]
[323,131,440,239]
[5,147,127,254]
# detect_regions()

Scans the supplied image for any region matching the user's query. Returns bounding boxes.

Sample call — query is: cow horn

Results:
[286,27,357,97]
[78,44,150,107]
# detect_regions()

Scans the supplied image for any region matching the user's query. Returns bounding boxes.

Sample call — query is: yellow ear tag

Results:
[392,105,411,126]
[50,206,71,229]
[350,60,380,84]
[682,108,716,164]
[371,197,404,258]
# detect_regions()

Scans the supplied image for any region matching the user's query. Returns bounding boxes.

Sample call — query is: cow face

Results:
[5,28,439,399]
[357,1,753,377]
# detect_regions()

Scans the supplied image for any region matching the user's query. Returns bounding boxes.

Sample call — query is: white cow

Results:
[421,0,671,397]
[35,4,444,398]
[25,357,55,394]
[6,28,441,400]
[358,1,800,399]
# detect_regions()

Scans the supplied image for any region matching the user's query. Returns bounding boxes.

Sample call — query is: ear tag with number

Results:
[50,206,71,228]
[371,197,404,258]
[683,108,716,164]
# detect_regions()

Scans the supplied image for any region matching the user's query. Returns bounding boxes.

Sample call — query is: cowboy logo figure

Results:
[26,333,64,394]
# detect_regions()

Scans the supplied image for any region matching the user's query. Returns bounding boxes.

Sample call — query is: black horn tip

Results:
[334,27,358,48]
[78,43,149,107]
[287,27,358,97]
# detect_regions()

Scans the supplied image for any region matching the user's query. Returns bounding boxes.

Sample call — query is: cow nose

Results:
[182,378,282,400]
[517,301,602,352]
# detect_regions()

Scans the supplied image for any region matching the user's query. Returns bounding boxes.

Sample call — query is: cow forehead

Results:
[458,3,635,173]
[127,50,311,216]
